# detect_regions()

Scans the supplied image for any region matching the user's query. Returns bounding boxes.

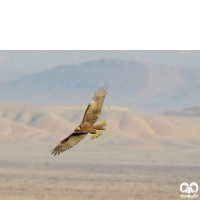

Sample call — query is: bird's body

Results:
[79,122,94,133]
[51,87,107,156]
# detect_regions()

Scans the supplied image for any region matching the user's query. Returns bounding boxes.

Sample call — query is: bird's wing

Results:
[82,87,107,125]
[51,132,87,156]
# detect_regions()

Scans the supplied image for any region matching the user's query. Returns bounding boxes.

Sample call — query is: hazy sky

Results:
[0,50,199,73]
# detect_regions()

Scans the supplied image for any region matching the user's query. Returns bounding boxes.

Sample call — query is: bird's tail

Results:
[94,120,106,130]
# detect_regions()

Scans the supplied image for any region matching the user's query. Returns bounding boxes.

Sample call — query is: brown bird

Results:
[51,87,107,155]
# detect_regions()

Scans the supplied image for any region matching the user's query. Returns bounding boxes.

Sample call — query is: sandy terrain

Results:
[0,143,199,200]
[0,155,199,200]
[0,103,200,151]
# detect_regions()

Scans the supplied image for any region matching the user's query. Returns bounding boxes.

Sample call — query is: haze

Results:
[0,50,199,200]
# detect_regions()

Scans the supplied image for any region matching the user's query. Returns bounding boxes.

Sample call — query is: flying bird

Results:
[51,87,107,156]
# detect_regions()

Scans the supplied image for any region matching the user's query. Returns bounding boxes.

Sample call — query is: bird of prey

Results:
[51,87,107,156]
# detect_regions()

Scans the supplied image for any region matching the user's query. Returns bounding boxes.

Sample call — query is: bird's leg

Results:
[90,129,96,134]
[89,129,102,140]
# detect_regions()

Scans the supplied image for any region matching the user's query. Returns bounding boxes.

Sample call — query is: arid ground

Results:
[0,144,199,200]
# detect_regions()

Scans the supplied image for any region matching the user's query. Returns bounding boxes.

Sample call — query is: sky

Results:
[0,50,199,74]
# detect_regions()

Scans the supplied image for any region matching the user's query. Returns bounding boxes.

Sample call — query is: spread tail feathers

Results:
[94,120,106,130]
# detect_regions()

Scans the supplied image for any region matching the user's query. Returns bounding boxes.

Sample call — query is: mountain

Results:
[162,106,200,117]
[0,103,199,151]
[0,70,26,82]
[0,59,200,113]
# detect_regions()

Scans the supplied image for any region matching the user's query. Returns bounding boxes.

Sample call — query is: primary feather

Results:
[82,87,107,124]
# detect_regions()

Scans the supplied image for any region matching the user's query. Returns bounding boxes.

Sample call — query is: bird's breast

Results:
[80,122,94,133]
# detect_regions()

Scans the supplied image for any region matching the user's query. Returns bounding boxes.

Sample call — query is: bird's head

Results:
[74,126,81,133]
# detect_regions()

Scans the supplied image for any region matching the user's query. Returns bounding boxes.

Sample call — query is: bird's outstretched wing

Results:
[51,132,87,156]
[82,87,107,125]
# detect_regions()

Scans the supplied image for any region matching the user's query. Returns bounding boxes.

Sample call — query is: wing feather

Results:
[51,132,87,156]
[82,87,107,124]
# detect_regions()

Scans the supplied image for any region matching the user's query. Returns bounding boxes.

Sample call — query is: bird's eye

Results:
[75,128,80,132]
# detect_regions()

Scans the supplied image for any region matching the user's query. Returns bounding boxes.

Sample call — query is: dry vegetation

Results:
[0,143,199,200]
[0,155,199,200]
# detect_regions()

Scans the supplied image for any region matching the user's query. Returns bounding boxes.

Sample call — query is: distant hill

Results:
[0,59,200,113]
[0,70,26,82]
[162,106,200,117]
[0,103,199,151]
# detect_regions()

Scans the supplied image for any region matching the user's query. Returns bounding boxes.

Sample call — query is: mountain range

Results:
[0,59,199,113]
[0,103,199,152]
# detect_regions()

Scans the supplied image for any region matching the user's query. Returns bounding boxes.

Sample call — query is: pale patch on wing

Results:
[82,87,107,124]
